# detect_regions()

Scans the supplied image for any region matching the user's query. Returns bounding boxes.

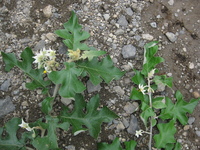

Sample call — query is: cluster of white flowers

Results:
[18,119,33,131]
[33,48,58,73]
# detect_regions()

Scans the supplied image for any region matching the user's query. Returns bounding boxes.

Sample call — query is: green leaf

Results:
[153,120,176,148]
[55,11,90,50]
[124,140,137,150]
[60,94,118,138]
[1,48,51,90]
[32,116,69,150]
[131,70,146,85]
[98,138,123,150]
[160,91,200,125]
[153,75,173,89]
[81,50,106,61]
[141,41,164,77]
[152,97,166,109]
[41,97,54,115]
[140,107,155,127]
[98,138,137,150]
[165,142,182,150]
[77,56,125,85]
[0,118,31,149]
[48,62,86,98]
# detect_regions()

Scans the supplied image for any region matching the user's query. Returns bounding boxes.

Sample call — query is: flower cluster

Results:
[33,48,59,73]
[68,48,81,62]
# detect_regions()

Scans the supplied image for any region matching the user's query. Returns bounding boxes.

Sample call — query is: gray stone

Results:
[87,80,101,93]
[126,8,134,16]
[195,131,200,137]
[122,117,129,128]
[46,33,57,41]
[127,115,139,134]
[150,22,157,28]
[122,44,136,59]
[134,35,141,41]
[124,102,138,114]
[65,145,75,150]
[58,44,68,54]
[188,117,195,125]
[165,32,177,42]
[0,96,15,118]
[116,121,125,131]
[34,40,45,51]
[43,5,53,18]
[1,79,11,91]
[117,15,128,27]
[115,29,124,35]
[61,97,73,106]
[113,86,125,96]
[103,14,110,21]
[142,34,154,41]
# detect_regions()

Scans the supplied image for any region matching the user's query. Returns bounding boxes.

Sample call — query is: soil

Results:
[0,0,200,150]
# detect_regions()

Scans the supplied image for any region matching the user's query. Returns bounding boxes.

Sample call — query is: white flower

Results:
[19,119,33,132]
[135,129,144,138]
[139,84,147,95]
[46,49,56,60]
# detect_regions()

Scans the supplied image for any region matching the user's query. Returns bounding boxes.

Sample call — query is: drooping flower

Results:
[135,129,144,138]
[19,119,33,132]
[148,69,156,79]
[138,84,147,95]
[68,49,81,61]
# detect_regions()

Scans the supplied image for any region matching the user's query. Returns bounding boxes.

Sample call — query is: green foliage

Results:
[153,120,177,148]
[48,62,86,98]
[41,97,54,115]
[141,41,164,77]
[160,91,200,125]
[154,75,173,89]
[55,11,90,50]
[60,94,118,138]
[0,118,31,150]
[98,137,137,150]
[1,48,51,91]
[32,116,69,150]
[77,56,125,85]
[81,50,106,61]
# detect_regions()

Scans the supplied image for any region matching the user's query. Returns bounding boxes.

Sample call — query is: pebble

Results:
[61,97,73,106]
[116,121,125,131]
[193,91,200,98]
[0,96,15,118]
[34,40,45,51]
[103,14,110,21]
[122,117,129,128]
[43,5,53,18]
[113,86,125,96]
[122,44,136,59]
[87,80,101,93]
[142,34,154,41]
[115,29,124,35]
[189,62,194,69]
[65,145,75,150]
[168,0,174,5]
[124,102,138,114]
[46,33,57,42]
[127,115,139,134]
[195,131,200,137]
[117,15,128,27]
[150,22,157,28]
[126,7,134,16]
[0,79,11,91]
[165,32,177,42]
[184,125,190,130]
[188,117,195,125]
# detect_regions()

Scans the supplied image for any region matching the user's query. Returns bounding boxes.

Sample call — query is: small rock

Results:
[126,8,134,16]
[117,15,128,27]
[58,43,68,54]
[113,86,125,96]
[116,121,125,131]
[124,102,138,114]
[0,96,15,118]
[150,22,157,28]
[1,79,11,91]
[188,117,195,125]
[65,145,75,150]
[122,44,136,59]
[134,35,141,41]
[122,117,129,128]
[168,0,174,5]
[183,125,190,130]
[46,33,57,41]
[195,131,200,137]
[115,29,124,35]
[193,91,200,98]
[189,62,194,69]
[127,115,139,134]
[34,40,45,51]
[142,34,154,41]
[103,14,110,21]
[22,101,28,106]
[43,5,53,18]
[165,32,177,42]
[87,80,101,93]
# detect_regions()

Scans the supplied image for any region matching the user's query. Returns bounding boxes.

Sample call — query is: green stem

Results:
[26,146,34,150]
[148,77,153,150]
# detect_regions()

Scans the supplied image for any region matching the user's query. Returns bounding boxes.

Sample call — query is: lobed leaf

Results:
[55,11,90,50]
[141,41,164,77]
[60,94,118,138]
[153,75,173,89]
[1,48,51,91]
[80,50,106,61]
[0,118,31,149]
[77,56,125,85]
[41,97,54,115]
[153,120,176,148]
[159,91,200,125]
[131,70,146,85]
[48,62,86,98]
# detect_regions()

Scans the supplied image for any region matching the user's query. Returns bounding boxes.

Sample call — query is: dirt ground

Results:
[0,0,200,150]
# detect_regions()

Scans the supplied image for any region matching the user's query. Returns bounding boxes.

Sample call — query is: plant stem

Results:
[148,77,153,150]
[26,146,34,150]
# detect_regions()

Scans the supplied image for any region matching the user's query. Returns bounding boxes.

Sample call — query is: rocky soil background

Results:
[0,0,200,149]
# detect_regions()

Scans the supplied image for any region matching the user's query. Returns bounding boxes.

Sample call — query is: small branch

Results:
[52,84,60,98]
[148,77,153,150]
[26,146,34,150]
